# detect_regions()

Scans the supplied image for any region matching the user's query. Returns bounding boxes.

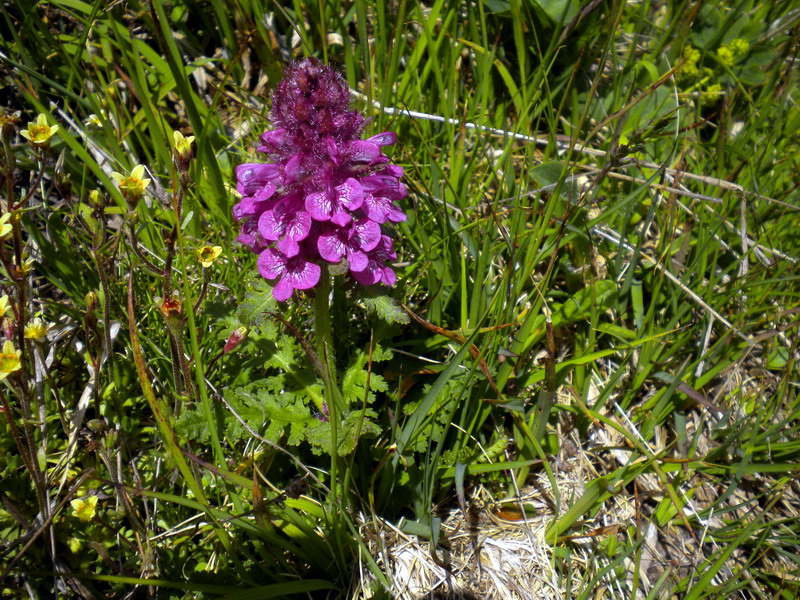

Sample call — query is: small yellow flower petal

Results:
[173,130,195,158]
[0,213,11,239]
[196,245,223,268]
[0,295,11,318]
[0,340,22,380]
[70,495,99,522]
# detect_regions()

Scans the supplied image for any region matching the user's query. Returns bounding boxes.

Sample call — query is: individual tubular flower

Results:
[234,58,407,301]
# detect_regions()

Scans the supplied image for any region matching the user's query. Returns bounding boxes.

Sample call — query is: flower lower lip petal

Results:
[287,259,321,290]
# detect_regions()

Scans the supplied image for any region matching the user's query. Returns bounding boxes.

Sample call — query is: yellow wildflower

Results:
[70,495,98,522]
[24,318,49,343]
[19,113,59,145]
[111,164,151,200]
[0,213,11,239]
[196,245,222,268]
[0,340,21,380]
[173,130,195,158]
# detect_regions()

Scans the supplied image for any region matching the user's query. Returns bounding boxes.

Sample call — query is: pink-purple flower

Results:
[234,59,407,301]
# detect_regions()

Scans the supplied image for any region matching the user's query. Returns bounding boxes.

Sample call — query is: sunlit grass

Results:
[1,0,799,598]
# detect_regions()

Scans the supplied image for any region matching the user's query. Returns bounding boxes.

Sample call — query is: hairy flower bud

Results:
[234,59,407,301]
[224,326,249,353]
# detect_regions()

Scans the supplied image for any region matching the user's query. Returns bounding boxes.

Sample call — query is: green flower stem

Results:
[314,271,346,518]
[175,223,224,466]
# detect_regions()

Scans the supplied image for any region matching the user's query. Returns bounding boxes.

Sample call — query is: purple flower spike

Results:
[235,58,407,301]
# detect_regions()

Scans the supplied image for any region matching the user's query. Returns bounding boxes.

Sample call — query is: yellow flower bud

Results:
[88,189,103,207]
[173,130,195,158]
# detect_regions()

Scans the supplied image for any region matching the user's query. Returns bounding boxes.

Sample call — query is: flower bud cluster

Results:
[234,58,407,302]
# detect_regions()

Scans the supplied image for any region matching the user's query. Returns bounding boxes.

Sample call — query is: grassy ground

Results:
[1,0,799,598]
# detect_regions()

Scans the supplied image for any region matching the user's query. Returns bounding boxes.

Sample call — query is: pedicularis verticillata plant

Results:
[234,58,407,302]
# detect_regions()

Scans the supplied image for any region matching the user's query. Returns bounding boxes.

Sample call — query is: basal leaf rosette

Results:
[234,58,407,302]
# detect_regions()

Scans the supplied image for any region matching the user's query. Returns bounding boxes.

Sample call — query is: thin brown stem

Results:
[17,160,46,210]
[192,269,210,313]
[127,224,163,275]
